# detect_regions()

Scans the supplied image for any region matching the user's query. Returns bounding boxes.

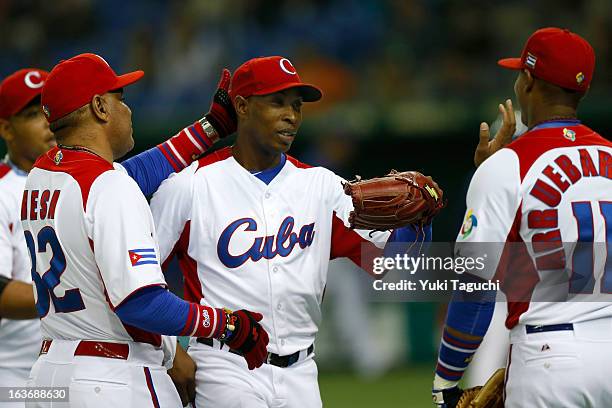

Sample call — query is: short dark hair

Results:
[537,78,585,109]
[49,105,89,135]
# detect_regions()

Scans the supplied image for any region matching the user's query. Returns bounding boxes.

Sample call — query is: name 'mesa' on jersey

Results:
[21,189,61,222]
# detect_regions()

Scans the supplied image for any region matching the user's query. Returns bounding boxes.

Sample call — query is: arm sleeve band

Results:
[435,277,496,382]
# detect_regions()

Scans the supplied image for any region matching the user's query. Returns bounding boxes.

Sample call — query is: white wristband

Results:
[433,373,459,390]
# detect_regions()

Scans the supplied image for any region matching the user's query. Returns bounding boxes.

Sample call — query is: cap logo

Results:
[279,58,297,75]
[525,53,537,69]
[576,72,584,85]
[24,71,44,89]
[93,54,111,67]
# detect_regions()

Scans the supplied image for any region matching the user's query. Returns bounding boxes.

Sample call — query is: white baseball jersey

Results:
[21,146,172,355]
[0,161,40,370]
[150,148,390,356]
[456,123,612,328]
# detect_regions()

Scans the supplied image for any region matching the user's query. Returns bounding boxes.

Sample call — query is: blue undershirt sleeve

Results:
[384,223,433,258]
[115,286,189,335]
[389,224,433,243]
[120,147,176,197]
[446,291,495,336]
[435,274,496,381]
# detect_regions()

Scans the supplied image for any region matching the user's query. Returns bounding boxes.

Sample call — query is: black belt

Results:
[526,323,574,334]
[197,338,313,368]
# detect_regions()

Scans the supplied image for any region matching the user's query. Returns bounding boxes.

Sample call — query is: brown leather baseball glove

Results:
[343,170,445,231]
[467,368,505,408]
[458,368,505,408]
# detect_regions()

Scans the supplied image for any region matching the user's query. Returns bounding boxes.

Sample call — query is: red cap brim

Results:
[113,70,145,90]
[498,58,523,70]
[252,82,322,102]
[10,91,42,118]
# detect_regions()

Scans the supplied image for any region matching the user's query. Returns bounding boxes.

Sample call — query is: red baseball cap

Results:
[41,53,144,123]
[498,27,595,91]
[0,68,48,119]
[230,56,322,102]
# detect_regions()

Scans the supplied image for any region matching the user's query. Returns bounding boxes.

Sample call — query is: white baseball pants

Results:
[25,339,181,408]
[505,318,612,407]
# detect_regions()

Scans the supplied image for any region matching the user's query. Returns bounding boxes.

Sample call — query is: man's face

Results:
[243,88,303,154]
[514,70,529,126]
[7,102,55,161]
[106,91,134,160]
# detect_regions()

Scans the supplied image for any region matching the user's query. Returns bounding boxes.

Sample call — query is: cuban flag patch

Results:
[128,248,158,266]
[525,52,537,69]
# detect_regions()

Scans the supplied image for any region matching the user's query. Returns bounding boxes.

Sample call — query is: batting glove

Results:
[205,68,236,138]
[223,309,269,370]
[432,386,462,408]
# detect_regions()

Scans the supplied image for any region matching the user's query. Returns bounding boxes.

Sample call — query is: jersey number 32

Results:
[24,227,85,317]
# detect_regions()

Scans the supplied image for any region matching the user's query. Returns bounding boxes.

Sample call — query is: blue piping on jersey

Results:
[531,119,581,131]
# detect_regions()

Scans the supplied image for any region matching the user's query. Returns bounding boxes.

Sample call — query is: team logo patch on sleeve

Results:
[460,209,478,239]
[128,248,158,266]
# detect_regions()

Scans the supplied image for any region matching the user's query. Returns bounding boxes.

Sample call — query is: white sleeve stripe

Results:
[166,140,188,167]
[209,309,218,338]
[183,127,205,153]
[190,307,201,337]
[441,338,475,353]
[437,359,467,372]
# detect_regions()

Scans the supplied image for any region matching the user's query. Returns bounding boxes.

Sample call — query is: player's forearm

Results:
[121,120,217,196]
[155,119,218,173]
[115,286,226,338]
[121,68,236,196]
[434,287,496,386]
[362,225,434,279]
[0,278,38,319]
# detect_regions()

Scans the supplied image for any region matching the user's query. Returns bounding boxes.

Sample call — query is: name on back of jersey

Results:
[21,189,61,221]
[527,148,610,270]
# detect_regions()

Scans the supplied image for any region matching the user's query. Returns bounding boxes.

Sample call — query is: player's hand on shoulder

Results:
[222,309,270,370]
[167,344,196,406]
[474,99,515,167]
[205,68,237,139]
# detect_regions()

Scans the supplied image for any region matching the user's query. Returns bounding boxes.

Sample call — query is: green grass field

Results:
[319,365,433,407]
